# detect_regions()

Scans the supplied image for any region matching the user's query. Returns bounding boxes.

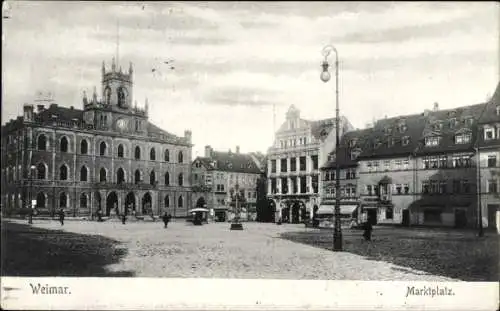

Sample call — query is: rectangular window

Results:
[373,185,379,196]
[422,181,430,194]
[430,156,439,169]
[462,180,470,193]
[367,185,372,196]
[385,207,393,219]
[290,157,296,171]
[292,177,298,193]
[396,184,402,195]
[312,155,318,170]
[439,181,447,194]
[403,159,409,169]
[423,158,430,169]
[280,159,287,172]
[395,160,402,170]
[488,155,497,167]
[455,133,472,144]
[271,178,277,194]
[299,157,306,171]
[484,128,495,140]
[384,160,390,171]
[439,155,448,168]
[281,177,288,194]
[312,175,319,193]
[367,162,373,171]
[425,136,440,146]
[271,160,276,173]
[300,176,307,193]
[488,180,498,193]
[404,184,410,194]
[452,180,461,193]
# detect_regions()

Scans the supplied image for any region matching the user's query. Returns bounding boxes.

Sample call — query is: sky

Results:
[2,1,499,157]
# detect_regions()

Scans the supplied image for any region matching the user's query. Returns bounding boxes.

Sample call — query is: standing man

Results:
[28,206,33,224]
[121,212,127,225]
[58,208,65,226]
[162,212,170,228]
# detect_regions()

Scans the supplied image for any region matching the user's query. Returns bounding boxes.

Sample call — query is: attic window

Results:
[464,117,474,126]
[402,136,410,146]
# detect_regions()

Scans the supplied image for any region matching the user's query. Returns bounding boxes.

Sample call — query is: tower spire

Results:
[116,19,120,69]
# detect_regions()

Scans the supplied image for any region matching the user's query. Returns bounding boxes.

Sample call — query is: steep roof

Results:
[193,151,262,174]
[322,128,373,169]
[36,104,84,123]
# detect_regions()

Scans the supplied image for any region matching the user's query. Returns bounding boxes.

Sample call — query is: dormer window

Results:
[449,118,457,128]
[455,132,472,144]
[402,136,410,146]
[398,123,407,133]
[484,127,496,140]
[425,136,440,147]
[465,118,474,126]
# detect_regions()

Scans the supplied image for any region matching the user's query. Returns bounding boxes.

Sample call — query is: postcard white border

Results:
[1,277,498,310]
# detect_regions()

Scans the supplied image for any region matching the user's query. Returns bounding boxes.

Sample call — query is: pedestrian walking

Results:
[162,212,171,228]
[121,213,127,225]
[97,209,103,222]
[363,221,373,241]
[28,207,33,224]
[58,208,65,226]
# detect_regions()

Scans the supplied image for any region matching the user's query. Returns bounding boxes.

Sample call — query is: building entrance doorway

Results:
[142,192,152,215]
[454,209,467,228]
[125,192,136,216]
[402,209,410,226]
[367,208,377,225]
[106,192,118,216]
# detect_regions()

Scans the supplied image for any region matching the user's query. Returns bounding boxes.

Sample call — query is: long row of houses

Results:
[268,83,500,229]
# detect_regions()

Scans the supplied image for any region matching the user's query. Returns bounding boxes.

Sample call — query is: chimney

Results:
[204,145,212,158]
[236,146,240,154]
[433,102,439,111]
[184,130,192,143]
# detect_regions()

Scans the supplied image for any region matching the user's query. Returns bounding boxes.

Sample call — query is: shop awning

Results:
[188,208,209,213]
[317,205,358,215]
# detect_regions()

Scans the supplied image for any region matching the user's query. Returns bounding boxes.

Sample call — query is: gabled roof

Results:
[193,151,262,174]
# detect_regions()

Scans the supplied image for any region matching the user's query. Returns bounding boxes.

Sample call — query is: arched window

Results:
[164,149,170,162]
[164,195,170,207]
[80,166,88,182]
[105,87,111,105]
[80,139,88,154]
[117,144,124,158]
[150,170,156,185]
[99,168,107,182]
[100,141,107,156]
[178,195,183,208]
[37,134,47,151]
[164,172,170,186]
[178,151,184,163]
[118,87,126,107]
[36,192,46,208]
[134,169,141,184]
[135,146,141,160]
[117,168,125,184]
[37,163,46,180]
[60,136,69,153]
[150,148,156,161]
[178,173,183,186]
[59,192,68,208]
[60,165,68,180]
[80,193,88,208]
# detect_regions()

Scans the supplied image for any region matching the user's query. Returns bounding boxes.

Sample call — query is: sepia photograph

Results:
[1,1,499,310]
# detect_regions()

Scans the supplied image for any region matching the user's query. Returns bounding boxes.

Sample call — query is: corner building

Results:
[1,59,193,218]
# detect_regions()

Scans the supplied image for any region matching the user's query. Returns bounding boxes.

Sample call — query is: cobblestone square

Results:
[5,219,495,281]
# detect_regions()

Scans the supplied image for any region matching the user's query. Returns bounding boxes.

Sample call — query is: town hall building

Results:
[1,58,193,218]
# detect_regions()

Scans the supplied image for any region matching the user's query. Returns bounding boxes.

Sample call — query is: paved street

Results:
[5,218,495,281]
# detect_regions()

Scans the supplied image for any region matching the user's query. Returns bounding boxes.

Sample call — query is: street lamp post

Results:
[320,45,342,251]
[29,165,36,223]
[230,183,243,230]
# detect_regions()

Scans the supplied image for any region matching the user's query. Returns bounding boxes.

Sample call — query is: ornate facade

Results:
[1,59,193,218]
[266,105,353,223]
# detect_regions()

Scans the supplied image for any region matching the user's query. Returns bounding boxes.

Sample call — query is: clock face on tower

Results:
[116,118,128,131]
